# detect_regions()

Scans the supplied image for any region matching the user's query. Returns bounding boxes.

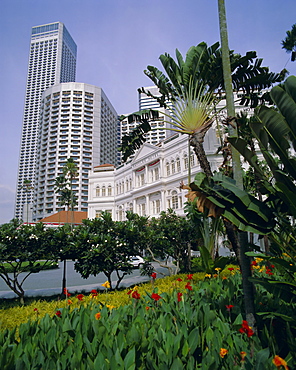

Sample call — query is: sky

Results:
[1,0,296,224]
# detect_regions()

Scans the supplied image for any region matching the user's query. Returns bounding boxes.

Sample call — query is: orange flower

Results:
[272,355,289,369]
[67,299,72,304]
[145,306,150,311]
[220,348,228,358]
[95,312,101,320]
[240,351,247,361]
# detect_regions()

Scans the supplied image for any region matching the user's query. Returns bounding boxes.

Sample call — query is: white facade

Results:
[15,22,77,220]
[88,128,222,220]
[33,82,118,221]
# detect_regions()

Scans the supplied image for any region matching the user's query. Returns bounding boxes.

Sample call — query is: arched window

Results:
[171,190,178,210]
[184,154,188,170]
[190,152,195,167]
[101,186,106,196]
[95,186,100,197]
[108,185,112,196]
[176,157,181,172]
[171,160,176,174]
[166,162,170,176]
[118,206,123,221]
[154,167,159,180]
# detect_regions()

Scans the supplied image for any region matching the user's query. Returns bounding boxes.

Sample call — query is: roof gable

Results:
[132,142,160,163]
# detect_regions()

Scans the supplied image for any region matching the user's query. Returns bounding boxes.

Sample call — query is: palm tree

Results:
[62,158,78,223]
[21,179,33,224]
[120,32,287,329]
[282,24,296,61]
[121,41,286,162]
[218,0,256,329]
[54,158,78,295]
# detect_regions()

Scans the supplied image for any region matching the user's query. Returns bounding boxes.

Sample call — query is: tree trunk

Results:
[218,0,256,329]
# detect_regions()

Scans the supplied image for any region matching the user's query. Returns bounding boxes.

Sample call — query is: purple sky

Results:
[1,0,296,224]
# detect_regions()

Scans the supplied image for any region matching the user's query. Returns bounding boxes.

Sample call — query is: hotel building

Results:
[33,82,118,221]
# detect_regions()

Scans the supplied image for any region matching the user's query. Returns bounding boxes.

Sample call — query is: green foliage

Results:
[74,212,141,289]
[229,75,296,257]
[0,271,291,369]
[282,24,296,53]
[189,172,275,234]
[0,221,59,302]
[147,209,199,274]
[2,260,58,274]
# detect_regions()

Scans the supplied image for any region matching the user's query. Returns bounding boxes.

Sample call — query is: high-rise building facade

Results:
[33,83,118,221]
[15,22,77,220]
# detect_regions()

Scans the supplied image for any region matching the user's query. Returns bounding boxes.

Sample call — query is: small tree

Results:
[146,209,199,275]
[74,212,139,290]
[0,220,58,303]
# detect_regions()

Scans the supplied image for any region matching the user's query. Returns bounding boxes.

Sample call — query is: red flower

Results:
[185,282,192,291]
[132,290,141,299]
[266,269,274,276]
[151,293,161,301]
[33,308,38,312]
[90,289,98,297]
[127,290,133,295]
[177,292,183,302]
[176,278,182,282]
[225,304,234,311]
[76,294,84,301]
[187,274,193,280]
[228,267,234,271]
[55,310,62,318]
[250,260,257,267]
[239,320,254,337]
[270,264,275,269]
[63,288,71,297]
[151,273,157,279]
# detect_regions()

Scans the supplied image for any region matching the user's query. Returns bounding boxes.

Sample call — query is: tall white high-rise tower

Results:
[15,22,77,220]
[33,83,118,221]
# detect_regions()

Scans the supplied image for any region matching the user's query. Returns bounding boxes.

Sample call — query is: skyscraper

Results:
[15,22,77,220]
[33,83,118,221]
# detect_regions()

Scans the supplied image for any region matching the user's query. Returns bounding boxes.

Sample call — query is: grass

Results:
[0,260,58,274]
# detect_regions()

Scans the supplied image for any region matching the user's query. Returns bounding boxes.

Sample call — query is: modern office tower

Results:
[15,22,77,221]
[138,86,162,110]
[33,82,118,221]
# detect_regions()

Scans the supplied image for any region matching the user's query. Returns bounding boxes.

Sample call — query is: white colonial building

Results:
[88,127,223,220]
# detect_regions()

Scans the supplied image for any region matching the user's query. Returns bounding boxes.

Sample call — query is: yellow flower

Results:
[95,312,101,320]
[106,304,115,310]
[205,274,212,278]
[215,268,221,272]
[101,281,111,289]
[220,348,228,358]
[255,258,263,263]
